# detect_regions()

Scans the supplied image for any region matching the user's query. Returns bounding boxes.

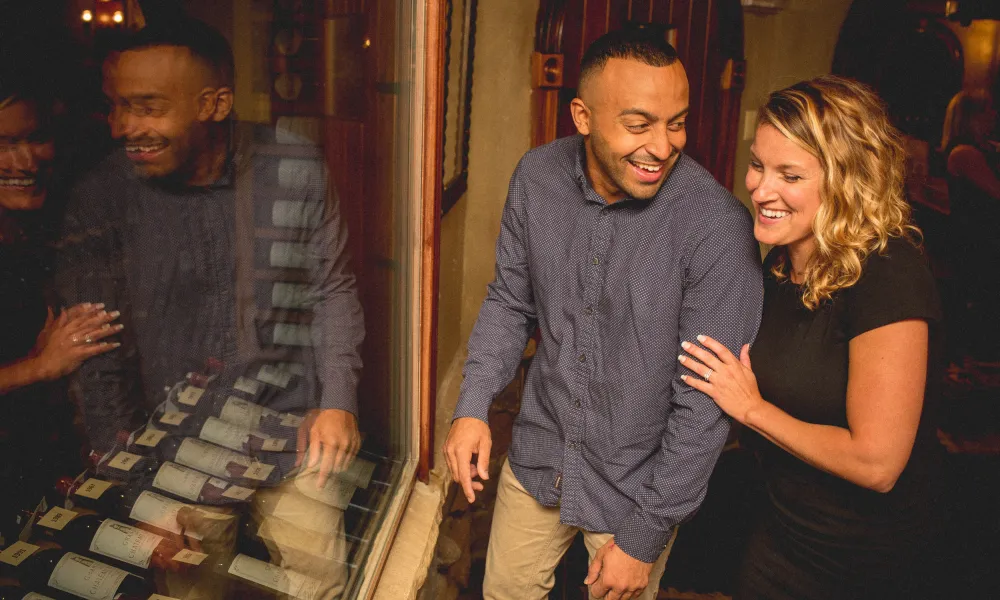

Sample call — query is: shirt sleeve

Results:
[305,168,365,415]
[453,162,538,423]
[54,172,147,452]
[844,238,941,340]
[614,208,764,562]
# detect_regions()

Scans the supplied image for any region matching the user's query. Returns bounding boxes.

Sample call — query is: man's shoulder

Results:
[68,151,135,212]
[669,156,752,222]
[515,135,580,181]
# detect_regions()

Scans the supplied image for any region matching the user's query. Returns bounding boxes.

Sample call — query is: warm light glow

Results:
[99,13,110,23]
[81,10,93,22]
[113,11,123,23]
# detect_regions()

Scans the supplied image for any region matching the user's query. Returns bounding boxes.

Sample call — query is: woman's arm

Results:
[0,356,51,394]
[680,320,928,493]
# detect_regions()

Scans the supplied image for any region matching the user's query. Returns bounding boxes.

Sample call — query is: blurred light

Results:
[362,38,371,49]
[113,11,124,23]
[99,13,111,23]
[82,10,93,22]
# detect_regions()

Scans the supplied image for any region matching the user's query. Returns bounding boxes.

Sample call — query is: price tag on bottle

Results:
[38,507,79,530]
[172,548,208,566]
[222,485,255,501]
[24,593,58,600]
[136,428,167,448]
[233,377,261,395]
[280,413,304,428]
[160,411,189,426]
[243,461,276,481]
[178,386,205,406]
[76,478,114,500]
[107,451,142,471]
[208,477,229,489]
[261,438,288,452]
[0,541,39,566]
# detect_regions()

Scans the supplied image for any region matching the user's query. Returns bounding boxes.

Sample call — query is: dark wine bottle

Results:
[12,544,153,600]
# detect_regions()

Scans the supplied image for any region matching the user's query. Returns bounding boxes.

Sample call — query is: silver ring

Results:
[70,336,80,344]
[84,336,93,344]
[704,369,713,381]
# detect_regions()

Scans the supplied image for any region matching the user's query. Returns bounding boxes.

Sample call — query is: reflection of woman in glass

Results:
[941,90,1000,359]
[0,76,121,540]
[679,76,942,599]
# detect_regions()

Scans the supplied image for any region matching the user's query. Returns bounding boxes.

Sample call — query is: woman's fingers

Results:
[680,339,725,370]
[695,335,737,363]
[678,355,713,380]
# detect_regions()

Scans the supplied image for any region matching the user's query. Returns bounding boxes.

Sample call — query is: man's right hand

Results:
[443,417,492,503]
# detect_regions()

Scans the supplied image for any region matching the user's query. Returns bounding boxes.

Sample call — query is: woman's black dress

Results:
[738,237,944,600]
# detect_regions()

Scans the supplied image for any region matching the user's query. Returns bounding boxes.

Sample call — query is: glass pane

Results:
[0,0,419,598]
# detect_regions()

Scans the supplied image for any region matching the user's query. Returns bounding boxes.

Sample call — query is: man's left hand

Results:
[296,408,361,488]
[584,537,653,600]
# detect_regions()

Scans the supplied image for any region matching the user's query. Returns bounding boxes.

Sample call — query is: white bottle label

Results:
[233,377,261,395]
[257,364,292,388]
[89,519,163,569]
[220,396,277,429]
[23,593,57,600]
[272,200,321,229]
[280,413,305,428]
[273,323,312,346]
[261,438,288,452]
[153,462,210,502]
[227,554,321,600]
[269,242,311,269]
[175,437,251,479]
[135,428,167,448]
[75,479,114,500]
[345,458,376,489]
[271,283,312,310]
[129,491,204,540]
[199,416,251,451]
[222,485,255,501]
[178,386,205,406]
[48,552,130,600]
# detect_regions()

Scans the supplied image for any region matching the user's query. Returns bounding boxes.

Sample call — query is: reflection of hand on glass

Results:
[295,408,361,488]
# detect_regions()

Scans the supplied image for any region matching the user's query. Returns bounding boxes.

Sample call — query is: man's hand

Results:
[443,417,492,503]
[296,408,361,488]
[584,538,653,600]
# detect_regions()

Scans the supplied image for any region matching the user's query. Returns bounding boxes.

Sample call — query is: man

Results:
[443,29,763,600]
[57,17,363,599]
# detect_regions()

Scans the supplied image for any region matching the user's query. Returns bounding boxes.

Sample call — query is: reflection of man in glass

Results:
[57,16,363,599]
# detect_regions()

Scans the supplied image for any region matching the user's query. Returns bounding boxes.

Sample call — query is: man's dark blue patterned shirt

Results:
[453,135,763,562]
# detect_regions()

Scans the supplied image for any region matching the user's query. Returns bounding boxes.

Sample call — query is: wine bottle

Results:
[0,584,57,600]
[150,462,235,504]
[58,479,133,519]
[36,510,182,572]
[157,437,270,489]
[4,543,153,600]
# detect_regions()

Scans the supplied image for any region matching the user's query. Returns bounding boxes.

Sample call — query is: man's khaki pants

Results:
[483,460,676,600]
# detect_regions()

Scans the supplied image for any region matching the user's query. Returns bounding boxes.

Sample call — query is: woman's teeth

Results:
[0,177,35,187]
[760,207,790,219]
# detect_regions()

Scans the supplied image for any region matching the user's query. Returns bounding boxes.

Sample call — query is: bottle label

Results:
[135,428,167,448]
[48,552,130,600]
[129,491,204,541]
[23,593,57,600]
[243,461,276,481]
[38,506,79,530]
[294,472,354,510]
[153,462,210,502]
[149,596,181,600]
[257,365,292,388]
[273,323,312,346]
[233,377,261,395]
[208,477,229,489]
[172,549,208,566]
[227,554,321,600]
[345,458,376,489]
[175,437,250,480]
[271,283,312,310]
[177,385,205,406]
[107,451,141,471]
[261,438,288,452]
[76,479,114,500]
[220,397,277,429]
[89,519,163,569]
[280,413,305,428]
[0,541,39,566]
[199,417,251,451]
[159,411,189,426]
[269,241,310,269]
[222,485,255,501]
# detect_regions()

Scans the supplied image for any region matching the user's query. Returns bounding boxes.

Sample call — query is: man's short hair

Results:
[118,16,235,87]
[579,26,679,86]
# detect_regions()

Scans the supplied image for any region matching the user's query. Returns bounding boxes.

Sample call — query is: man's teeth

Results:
[0,178,36,187]
[631,161,662,173]
[126,144,164,153]
[760,208,790,219]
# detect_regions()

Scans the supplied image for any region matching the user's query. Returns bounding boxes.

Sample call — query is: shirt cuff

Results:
[319,380,359,416]
[452,390,492,424]
[614,509,675,563]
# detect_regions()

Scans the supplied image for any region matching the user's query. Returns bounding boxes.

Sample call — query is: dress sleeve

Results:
[844,237,942,340]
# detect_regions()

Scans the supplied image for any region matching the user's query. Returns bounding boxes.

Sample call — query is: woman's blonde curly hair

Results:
[757,75,920,309]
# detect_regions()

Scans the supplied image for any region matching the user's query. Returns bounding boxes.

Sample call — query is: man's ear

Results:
[570,97,591,136]
[197,86,235,122]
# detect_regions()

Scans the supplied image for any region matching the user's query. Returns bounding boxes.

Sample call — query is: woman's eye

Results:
[782,175,801,183]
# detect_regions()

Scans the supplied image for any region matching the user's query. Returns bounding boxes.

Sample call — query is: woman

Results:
[0,79,121,541]
[940,90,1000,359]
[678,76,942,599]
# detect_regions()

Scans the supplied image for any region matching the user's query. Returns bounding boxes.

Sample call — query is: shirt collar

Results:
[572,136,611,206]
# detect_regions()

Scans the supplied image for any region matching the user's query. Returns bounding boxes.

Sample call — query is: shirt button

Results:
[574,398,582,408]
[568,441,578,450]
[592,256,600,265]
[584,305,594,315]
[578,354,586,362]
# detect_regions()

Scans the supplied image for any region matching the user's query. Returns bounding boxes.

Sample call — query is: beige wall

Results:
[733,0,854,205]
[435,0,540,470]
